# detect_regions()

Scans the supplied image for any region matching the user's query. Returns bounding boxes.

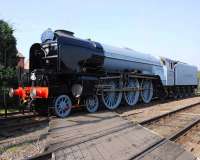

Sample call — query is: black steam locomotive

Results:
[11,29,198,117]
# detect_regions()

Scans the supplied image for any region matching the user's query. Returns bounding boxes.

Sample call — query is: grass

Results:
[0,109,19,114]
[0,141,33,155]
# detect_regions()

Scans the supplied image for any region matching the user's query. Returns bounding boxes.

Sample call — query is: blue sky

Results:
[1,0,200,68]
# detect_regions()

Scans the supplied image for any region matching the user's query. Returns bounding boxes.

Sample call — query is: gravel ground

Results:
[175,123,200,158]
[0,123,49,160]
[118,97,200,123]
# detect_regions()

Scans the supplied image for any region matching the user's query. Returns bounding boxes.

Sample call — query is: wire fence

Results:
[0,88,23,117]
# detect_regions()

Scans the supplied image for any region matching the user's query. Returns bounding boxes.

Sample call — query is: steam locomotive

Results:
[10,29,198,117]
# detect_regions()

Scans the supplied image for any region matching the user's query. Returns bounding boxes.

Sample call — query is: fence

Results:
[0,88,23,117]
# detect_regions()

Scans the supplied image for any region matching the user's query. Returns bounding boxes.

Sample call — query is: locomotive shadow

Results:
[51,113,119,132]
[55,97,191,121]
[51,98,183,131]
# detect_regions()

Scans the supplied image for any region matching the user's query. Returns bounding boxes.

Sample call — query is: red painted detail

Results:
[14,87,26,98]
[35,87,49,98]
[13,86,48,99]
[72,104,80,108]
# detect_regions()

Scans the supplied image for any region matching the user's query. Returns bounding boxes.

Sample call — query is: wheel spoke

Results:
[86,95,99,113]
[102,80,122,110]
[124,78,139,106]
[140,80,153,103]
[54,95,72,118]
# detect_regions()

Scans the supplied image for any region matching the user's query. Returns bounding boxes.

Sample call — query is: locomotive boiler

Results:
[10,29,198,118]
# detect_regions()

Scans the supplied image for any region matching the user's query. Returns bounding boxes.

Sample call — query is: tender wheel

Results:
[183,87,188,97]
[86,95,99,113]
[140,80,153,103]
[124,78,140,106]
[188,86,192,97]
[179,87,184,98]
[102,80,122,110]
[168,88,174,99]
[173,88,178,99]
[54,95,72,118]
[191,87,196,96]
[175,87,180,98]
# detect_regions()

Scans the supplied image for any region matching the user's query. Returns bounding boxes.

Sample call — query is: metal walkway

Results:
[46,112,195,160]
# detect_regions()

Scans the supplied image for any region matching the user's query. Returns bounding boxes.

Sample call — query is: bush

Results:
[0,67,18,88]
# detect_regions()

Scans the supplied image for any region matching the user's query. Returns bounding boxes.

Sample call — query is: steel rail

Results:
[131,118,200,160]
[0,110,31,118]
[0,114,36,121]
[139,102,200,125]
[0,118,49,131]
[130,102,200,160]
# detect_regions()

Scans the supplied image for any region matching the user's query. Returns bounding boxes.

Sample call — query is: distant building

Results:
[17,52,25,69]
[24,59,29,70]
[16,52,25,80]
[24,59,29,73]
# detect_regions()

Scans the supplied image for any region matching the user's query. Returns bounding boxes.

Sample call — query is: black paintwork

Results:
[30,30,105,74]
[58,36,104,73]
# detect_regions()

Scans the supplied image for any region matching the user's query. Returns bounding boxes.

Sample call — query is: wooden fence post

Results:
[3,88,7,117]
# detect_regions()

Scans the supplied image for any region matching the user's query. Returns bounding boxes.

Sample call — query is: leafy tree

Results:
[0,20,17,67]
[0,20,18,88]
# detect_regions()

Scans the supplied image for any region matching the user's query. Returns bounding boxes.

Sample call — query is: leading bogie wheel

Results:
[54,94,72,118]
[176,87,181,98]
[191,87,195,96]
[183,87,187,97]
[124,78,140,106]
[188,86,192,97]
[173,88,178,99]
[140,79,153,103]
[102,80,122,110]
[85,95,99,113]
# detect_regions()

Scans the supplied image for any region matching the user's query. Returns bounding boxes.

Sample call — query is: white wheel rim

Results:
[54,95,72,118]
[86,95,99,113]
[102,80,122,110]
[141,80,153,103]
[124,78,139,106]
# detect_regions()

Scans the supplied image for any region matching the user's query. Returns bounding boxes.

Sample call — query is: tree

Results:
[0,20,17,67]
[0,20,18,87]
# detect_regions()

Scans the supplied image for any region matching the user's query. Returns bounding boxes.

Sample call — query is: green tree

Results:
[0,20,17,67]
[0,20,18,87]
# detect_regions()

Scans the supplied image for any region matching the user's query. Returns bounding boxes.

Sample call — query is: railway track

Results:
[0,110,31,117]
[139,102,200,137]
[25,101,200,160]
[0,113,49,139]
[0,112,49,160]
[175,121,200,158]
[127,102,200,159]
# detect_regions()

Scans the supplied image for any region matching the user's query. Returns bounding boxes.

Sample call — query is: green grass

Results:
[0,108,18,114]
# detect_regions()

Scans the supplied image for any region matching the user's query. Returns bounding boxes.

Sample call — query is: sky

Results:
[1,0,200,68]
